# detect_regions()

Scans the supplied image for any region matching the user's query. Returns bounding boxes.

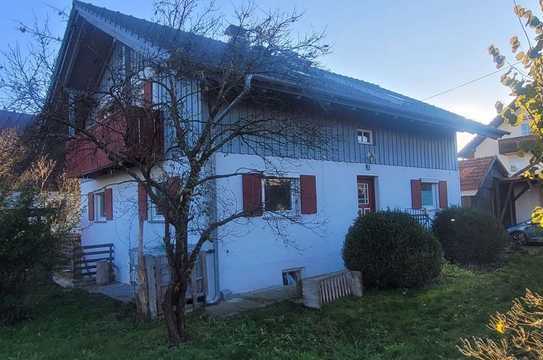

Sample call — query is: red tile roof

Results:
[459,156,496,192]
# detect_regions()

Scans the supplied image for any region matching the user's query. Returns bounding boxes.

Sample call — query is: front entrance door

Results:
[357,176,376,215]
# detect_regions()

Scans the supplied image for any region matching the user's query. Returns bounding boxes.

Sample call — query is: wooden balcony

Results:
[498,135,536,155]
[66,107,163,178]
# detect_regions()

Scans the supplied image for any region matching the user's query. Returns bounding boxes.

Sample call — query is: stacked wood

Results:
[302,270,363,309]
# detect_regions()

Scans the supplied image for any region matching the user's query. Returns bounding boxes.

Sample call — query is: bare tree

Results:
[1,0,329,345]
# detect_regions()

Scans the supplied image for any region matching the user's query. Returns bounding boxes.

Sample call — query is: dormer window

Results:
[357,129,373,145]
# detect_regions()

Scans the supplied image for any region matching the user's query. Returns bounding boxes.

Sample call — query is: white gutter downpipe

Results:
[207,74,254,304]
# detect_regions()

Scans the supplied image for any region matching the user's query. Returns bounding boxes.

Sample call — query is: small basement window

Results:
[357,129,373,145]
[264,177,299,213]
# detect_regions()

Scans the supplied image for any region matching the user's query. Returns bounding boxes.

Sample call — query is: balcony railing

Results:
[66,106,163,178]
[498,135,536,155]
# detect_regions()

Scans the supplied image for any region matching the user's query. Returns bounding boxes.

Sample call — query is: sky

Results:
[1,0,539,150]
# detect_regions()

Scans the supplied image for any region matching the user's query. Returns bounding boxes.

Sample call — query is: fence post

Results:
[350,271,363,297]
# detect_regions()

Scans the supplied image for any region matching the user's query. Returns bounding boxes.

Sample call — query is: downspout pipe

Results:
[207,74,254,305]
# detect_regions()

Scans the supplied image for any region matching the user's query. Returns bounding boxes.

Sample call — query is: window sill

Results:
[262,213,301,221]
[93,219,108,223]
[148,218,165,224]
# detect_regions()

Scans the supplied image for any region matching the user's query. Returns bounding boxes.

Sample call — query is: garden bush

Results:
[0,190,63,324]
[432,207,507,266]
[342,210,442,289]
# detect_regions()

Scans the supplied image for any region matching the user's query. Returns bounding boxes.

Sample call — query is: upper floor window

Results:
[357,129,373,145]
[264,177,300,213]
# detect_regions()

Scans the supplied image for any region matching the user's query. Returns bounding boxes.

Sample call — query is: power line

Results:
[422,62,521,101]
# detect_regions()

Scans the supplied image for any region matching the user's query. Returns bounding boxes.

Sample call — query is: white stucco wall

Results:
[80,173,166,284]
[78,152,460,295]
[80,171,217,299]
[214,153,461,295]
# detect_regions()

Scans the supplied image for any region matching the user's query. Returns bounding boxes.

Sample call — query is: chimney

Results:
[224,25,248,45]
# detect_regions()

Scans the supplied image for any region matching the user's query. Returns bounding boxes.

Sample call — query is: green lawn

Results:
[2,250,542,360]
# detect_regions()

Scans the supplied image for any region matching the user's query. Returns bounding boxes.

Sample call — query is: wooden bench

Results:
[302,270,363,309]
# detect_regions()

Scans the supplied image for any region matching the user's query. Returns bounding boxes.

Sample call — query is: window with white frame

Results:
[149,197,164,221]
[357,129,373,145]
[94,191,106,221]
[421,182,439,209]
[263,177,300,213]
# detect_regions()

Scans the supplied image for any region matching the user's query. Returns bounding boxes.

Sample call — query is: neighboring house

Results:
[459,156,512,223]
[0,109,33,133]
[459,117,539,225]
[51,1,503,301]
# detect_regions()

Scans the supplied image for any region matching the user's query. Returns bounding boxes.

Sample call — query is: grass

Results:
[2,250,543,360]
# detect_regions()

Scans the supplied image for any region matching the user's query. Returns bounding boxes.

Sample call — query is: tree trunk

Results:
[162,278,188,346]
[136,217,149,318]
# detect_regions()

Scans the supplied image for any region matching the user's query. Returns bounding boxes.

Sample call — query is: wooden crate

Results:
[302,270,362,309]
[143,254,207,319]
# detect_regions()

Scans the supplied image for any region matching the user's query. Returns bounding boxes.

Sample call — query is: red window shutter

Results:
[411,179,422,209]
[138,183,148,221]
[88,192,94,221]
[439,181,448,209]
[242,173,262,217]
[143,80,153,106]
[104,188,113,220]
[300,175,317,214]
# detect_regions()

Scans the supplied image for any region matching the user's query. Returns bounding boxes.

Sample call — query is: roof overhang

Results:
[251,75,508,138]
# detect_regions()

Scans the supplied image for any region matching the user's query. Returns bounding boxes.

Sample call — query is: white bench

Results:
[302,270,363,309]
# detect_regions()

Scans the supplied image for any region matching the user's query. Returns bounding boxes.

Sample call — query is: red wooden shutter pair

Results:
[104,188,113,220]
[138,183,148,221]
[241,174,317,216]
[300,175,317,214]
[87,189,113,221]
[410,179,448,209]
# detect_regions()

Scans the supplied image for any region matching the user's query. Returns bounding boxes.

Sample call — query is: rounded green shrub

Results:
[432,207,507,266]
[342,211,442,289]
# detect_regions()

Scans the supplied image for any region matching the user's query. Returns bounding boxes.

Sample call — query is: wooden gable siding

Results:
[153,80,456,170]
[219,105,458,171]
[122,43,456,171]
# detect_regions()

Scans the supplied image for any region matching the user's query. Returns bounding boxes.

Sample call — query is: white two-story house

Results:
[51,1,503,301]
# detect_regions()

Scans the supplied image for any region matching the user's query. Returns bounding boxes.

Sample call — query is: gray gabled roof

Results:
[58,1,506,138]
